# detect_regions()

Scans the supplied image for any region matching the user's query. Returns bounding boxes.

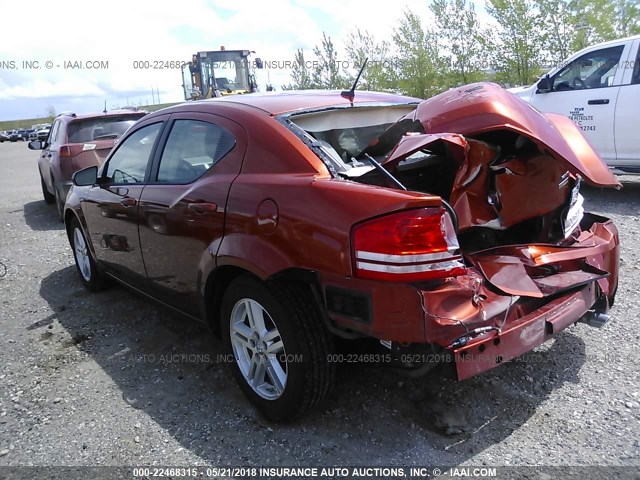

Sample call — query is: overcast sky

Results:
[0,0,490,121]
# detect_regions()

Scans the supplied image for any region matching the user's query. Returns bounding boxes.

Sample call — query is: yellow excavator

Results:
[181,47,267,100]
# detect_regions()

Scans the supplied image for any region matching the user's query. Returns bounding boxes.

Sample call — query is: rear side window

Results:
[104,123,162,184]
[48,120,61,144]
[67,114,145,143]
[156,119,235,184]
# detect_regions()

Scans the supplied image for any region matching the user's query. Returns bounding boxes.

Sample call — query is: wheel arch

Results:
[63,207,95,255]
[64,208,79,241]
[203,264,324,338]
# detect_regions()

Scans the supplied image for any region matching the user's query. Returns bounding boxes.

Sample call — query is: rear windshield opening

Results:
[287,105,418,173]
[67,115,145,143]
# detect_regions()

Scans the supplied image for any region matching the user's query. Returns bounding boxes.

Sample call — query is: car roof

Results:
[166,90,420,116]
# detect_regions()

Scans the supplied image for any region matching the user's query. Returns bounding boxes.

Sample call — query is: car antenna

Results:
[103,101,107,114]
[341,57,368,104]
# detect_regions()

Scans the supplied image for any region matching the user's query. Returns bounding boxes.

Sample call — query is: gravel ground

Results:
[0,141,639,474]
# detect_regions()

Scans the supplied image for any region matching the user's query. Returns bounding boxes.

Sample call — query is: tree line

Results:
[282,0,640,97]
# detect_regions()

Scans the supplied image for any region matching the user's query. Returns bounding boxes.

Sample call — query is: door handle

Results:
[120,197,137,207]
[188,202,217,214]
[588,99,609,105]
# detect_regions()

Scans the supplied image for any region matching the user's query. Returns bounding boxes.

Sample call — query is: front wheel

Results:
[221,276,335,421]
[68,217,107,292]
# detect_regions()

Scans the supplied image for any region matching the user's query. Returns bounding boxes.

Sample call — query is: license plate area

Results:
[563,179,584,238]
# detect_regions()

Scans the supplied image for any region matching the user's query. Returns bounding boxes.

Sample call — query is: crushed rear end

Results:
[368,83,620,379]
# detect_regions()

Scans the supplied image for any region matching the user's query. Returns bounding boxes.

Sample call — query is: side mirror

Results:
[28,140,43,150]
[537,74,552,93]
[73,166,98,186]
[254,57,264,69]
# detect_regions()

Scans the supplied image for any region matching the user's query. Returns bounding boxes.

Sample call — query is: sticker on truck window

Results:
[569,107,596,132]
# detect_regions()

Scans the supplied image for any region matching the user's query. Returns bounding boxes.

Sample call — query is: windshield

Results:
[202,51,250,93]
[67,114,145,143]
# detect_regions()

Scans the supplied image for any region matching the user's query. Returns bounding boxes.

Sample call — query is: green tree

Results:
[429,0,491,85]
[614,0,640,36]
[391,9,447,97]
[569,0,616,49]
[535,0,577,66]
[344,28,395,91]
[486,0,544,85]
[570,0,639,50]
[282,49,315,90]
[311,33,349,89]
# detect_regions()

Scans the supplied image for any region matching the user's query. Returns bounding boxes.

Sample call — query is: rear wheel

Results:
[221,276,335,421]
[68,217,107,292]
[41,174,55,204]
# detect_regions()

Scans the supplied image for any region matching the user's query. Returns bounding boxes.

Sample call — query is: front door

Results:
[82,121,164,288]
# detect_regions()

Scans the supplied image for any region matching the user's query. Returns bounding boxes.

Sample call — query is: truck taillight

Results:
[352,207,466,282]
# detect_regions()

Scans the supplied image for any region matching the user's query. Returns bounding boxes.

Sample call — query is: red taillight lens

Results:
[352,207,466,282]
[59,144,84,159]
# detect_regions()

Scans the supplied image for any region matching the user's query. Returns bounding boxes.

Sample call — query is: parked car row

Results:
[0,129,29,142]
[0,124,52,143]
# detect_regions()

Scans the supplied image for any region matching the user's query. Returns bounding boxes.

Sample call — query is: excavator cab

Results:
[181,49,261,101]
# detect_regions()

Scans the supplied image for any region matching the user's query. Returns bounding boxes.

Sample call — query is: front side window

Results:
[156,119,235,184]
[104,123,162,184]
[552,46,624,91]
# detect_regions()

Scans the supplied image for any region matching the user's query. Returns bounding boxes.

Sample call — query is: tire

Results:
[221,276,335,421]
[41,174,55,204]
[68,217,107,292]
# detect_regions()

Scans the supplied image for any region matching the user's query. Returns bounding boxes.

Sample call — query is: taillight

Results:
[58,144,85,159]
[352,207,466,282]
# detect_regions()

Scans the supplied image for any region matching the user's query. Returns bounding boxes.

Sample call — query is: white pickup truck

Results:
[510,35,640,174]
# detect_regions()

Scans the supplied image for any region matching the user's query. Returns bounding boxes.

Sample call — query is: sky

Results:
[0,0,490,122]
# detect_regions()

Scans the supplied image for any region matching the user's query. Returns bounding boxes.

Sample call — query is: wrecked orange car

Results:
[65,82,619,420]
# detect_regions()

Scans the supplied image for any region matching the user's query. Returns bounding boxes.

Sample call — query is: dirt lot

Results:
[0,141,639,475]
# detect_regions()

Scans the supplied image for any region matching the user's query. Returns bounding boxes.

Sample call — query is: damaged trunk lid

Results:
[364,83,619,302]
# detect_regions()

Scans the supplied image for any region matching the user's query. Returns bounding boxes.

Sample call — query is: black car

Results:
[10,129,27,142]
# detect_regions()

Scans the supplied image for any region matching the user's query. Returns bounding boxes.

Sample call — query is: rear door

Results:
[81,119,166,289]
[137,112,246,317]
[529,41,631,163]
[613,39,640,169]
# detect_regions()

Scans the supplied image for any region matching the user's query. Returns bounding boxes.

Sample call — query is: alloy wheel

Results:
[73,227,91,282]
[229,298,287,400]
